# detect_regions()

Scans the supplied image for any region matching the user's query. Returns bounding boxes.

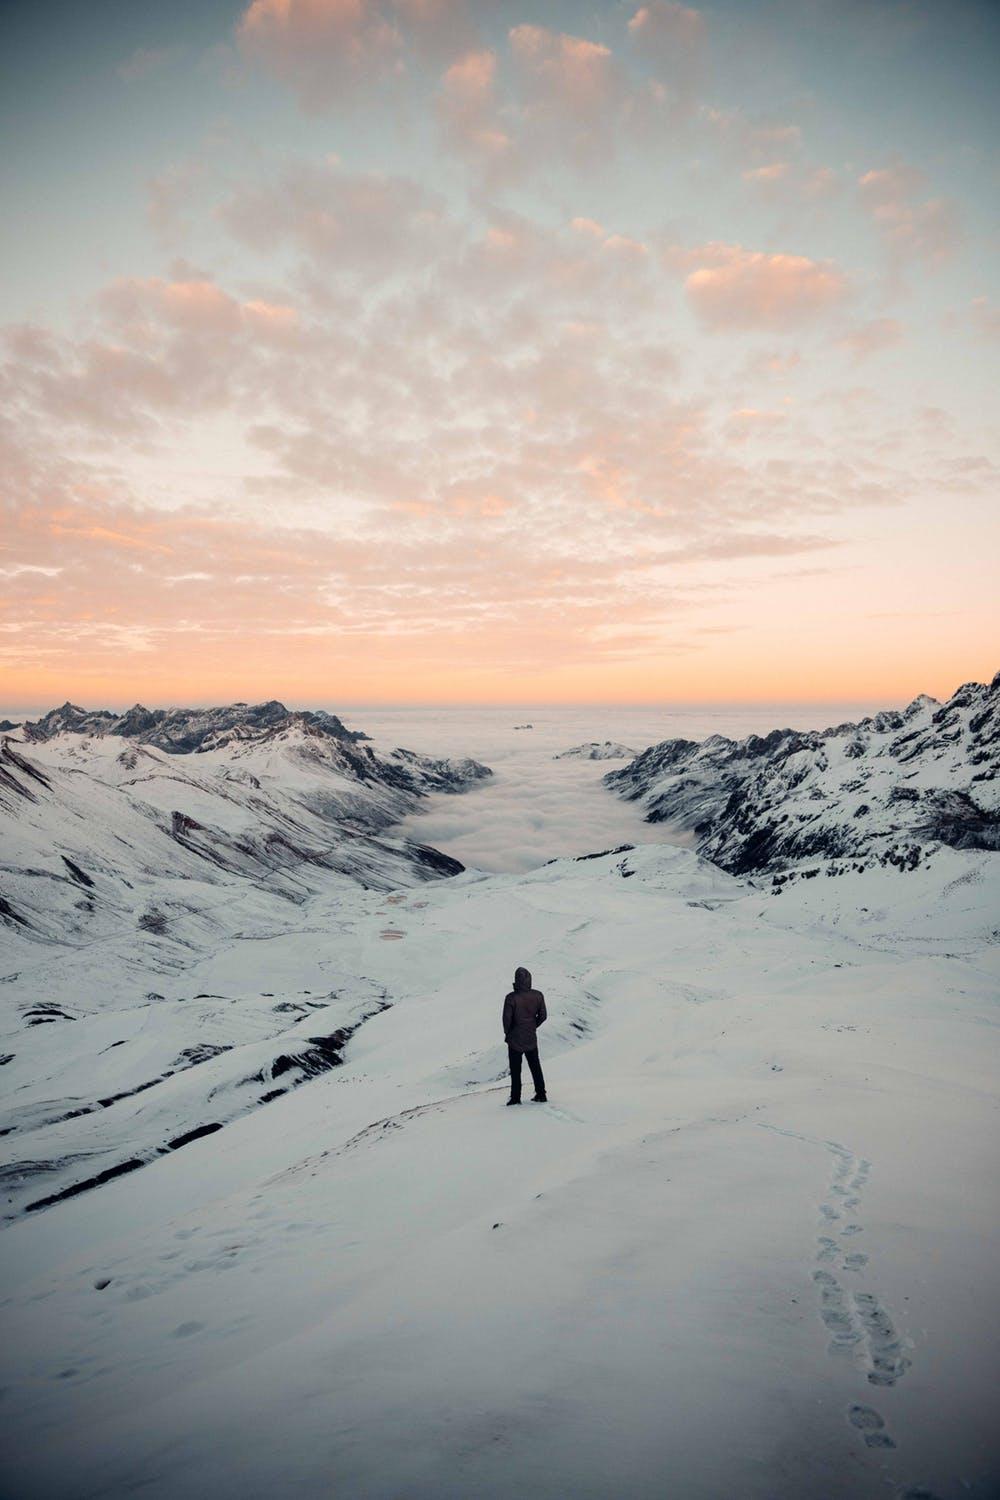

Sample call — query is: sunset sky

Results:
[2,0,998,707]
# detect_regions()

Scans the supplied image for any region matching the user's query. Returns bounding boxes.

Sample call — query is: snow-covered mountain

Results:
[0,701,489,1220]
[604,673,999,882]
[4,699,491,913]
[554,740,635,760]
[20,698,373,751]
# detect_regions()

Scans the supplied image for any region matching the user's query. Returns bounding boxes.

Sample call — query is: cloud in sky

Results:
[238,0,478,107]
[858,162,961,269]
[1,0,998,706]
[672,243,848,329]
[837,317,904,360]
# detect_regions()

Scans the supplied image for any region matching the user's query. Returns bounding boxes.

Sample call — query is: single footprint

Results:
[841,1223,863,1236]
[854,1292,911,1386]
[815,1275,854,1333]
[848,1403,884,1430]
[820,1204,841,1221]
[855,1293,895,1340]
[844,1251,869,1270]
[814,1271,861,1348]
[847,1403,896,1449]
[172,1321,205,1338]
[817,1236,839,1262]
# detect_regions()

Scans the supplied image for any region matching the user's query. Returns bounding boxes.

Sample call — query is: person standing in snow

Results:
[503,966,547,1105]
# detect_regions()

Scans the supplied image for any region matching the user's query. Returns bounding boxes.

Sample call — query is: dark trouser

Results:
[508,1045,546,1102]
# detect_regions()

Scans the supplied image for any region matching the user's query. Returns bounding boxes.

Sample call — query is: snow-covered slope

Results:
[0,840,997,1499]
[2,700,492,930]
[1,693,998,1499]
[0,702,489,1219]
[604,673,999,879]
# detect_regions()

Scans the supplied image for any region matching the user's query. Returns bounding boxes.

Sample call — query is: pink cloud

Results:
[704,107,802,168]
[238,0,402,108]
[437,49,512,168]
[742,162,790,185]
[1,274,306,438]
[627,2,705,105]
[740,161,840,208]
[628,2,704,55]
[858,163,960,268]
[837,317,904,360]
[673,243,848,330]
[220,160,447,270]
[509,24,614,106]
[237,0,475,108]
[725,407,787,441]
[507,23,620,162]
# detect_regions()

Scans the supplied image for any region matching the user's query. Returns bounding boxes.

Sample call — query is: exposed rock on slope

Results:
[0,700,491,944]
[21,699,371,752]
[0,701,490,1219]
[604,673,999,877]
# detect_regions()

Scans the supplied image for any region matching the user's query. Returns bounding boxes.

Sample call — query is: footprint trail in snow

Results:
[759,1123,913,1461]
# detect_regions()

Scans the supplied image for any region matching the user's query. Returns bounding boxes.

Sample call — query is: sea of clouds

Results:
[351,704,873,874]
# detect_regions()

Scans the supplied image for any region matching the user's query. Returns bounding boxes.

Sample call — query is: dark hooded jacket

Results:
[502,967,547,1052]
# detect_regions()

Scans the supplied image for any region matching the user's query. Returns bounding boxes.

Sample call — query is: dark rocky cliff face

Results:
[604,673,999,877]
[22,700,371,753]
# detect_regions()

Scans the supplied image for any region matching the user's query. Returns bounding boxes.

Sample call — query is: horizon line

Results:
[0,691,968,717]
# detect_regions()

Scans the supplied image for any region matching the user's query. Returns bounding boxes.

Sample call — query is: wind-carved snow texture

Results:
[604,672,999,878]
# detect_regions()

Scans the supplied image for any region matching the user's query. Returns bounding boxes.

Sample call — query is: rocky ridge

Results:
[0,701,491,1219]
[555,741,636,761]
[604,673,999,879]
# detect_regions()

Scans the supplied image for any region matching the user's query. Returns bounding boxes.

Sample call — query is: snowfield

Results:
[0,693,998,1500]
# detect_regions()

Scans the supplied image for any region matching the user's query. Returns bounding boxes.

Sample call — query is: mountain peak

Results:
[606,673,999,877]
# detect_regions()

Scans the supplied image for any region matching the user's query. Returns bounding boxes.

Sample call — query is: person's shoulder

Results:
[532,988,545,999]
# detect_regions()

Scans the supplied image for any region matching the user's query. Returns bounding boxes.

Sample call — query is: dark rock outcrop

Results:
[605,672,999,877]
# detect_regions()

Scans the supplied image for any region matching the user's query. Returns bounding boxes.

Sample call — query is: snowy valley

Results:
[0,684,998,1500]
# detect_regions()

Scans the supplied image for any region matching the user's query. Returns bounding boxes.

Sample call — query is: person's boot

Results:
[506,1098,521,1106]
[531,1094,547,1103]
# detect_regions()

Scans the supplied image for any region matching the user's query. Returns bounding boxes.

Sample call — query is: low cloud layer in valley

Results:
[362,703,875,871]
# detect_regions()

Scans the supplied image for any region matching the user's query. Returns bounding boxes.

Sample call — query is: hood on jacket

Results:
[513,966,532,992]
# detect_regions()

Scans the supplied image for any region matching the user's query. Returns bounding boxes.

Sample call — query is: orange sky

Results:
[3,0,998,709]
